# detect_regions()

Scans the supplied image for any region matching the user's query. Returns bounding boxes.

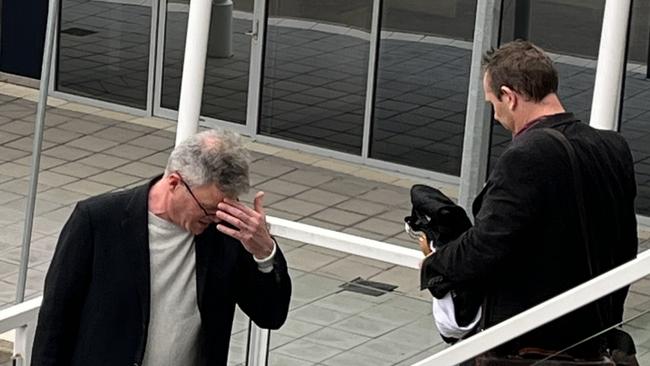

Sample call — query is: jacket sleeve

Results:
[234,240,291,330]
[31,203,94,366]
[421,145,548,291]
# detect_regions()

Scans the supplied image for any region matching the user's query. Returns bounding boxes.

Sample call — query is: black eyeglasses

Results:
[177,172,212,217]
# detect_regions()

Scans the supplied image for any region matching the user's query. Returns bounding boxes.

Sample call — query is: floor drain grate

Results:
[339,277,397,296]
[61,27,97,37]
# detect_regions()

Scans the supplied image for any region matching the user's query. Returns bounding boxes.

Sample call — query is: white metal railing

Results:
[268,218,650,366]
[1,220,648,366]
[0,297,41,366]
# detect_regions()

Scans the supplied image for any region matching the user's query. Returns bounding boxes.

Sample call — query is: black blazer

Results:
[422,113,638,354]
[31,179,292,366]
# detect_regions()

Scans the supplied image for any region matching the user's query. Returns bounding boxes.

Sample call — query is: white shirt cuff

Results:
[254,241,276,273]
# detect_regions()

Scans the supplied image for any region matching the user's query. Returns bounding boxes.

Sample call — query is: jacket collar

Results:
[120,175,163,334]
[515,112,578,139]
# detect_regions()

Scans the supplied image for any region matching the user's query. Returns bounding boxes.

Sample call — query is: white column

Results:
[457,0,502,213]
[208,0,233,58]
[589,0,632,131]
[176,0,214,145]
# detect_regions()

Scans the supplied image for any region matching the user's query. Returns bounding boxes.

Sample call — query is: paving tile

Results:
[293,189,347,206]
[0,190,22,205]
[275,318,323,339]
[256,179,311,196]
[288,304,351,329]
[0,280,17,305]
[316,257,386,282]
[33,171,79,187]
[0,206,25,226]
[298,217,344,231]
[64,180,114,196]
[0,162,31,178]
[32,216,67,235]
[302,327,370,350]
[14,155,66,169]
[115,161,162,178]
[57,119,106,134]
[318,178,374,196]
[0,146,30,162]
[352,337,431,364]
[51,162,102,179]
[0,178,51,194]
[4,198,61,216]
[0,261,18,277]
[285,247,340,272]
[0,247,53,267]
[30,235,58,253]
[89,171,142,187]
[321,350,393,366]
[342,227,389,241]
[291,273,344,304]
[268,353,315,366]
[331,314,398,338]
[0,120,33,135]
[5,136,56,152]
[354,217,403,237]
[43,127,83,144]
[358,188,409,206]
[91,126,146,143]
[265,207,303,221]
[103,144,156,159]
[140,151,170,168]
[335,198,387,216]
[37,188,89,205]
[280,170,335,186]
[309,208,366,226]
[66,135,119,152]
[270,198,324,216]
[127,134,174,150]
[368,266,420,294]
[43,145,93,161]
[250,160,295,177]
[76,153,129,169]
[275,339,341,362]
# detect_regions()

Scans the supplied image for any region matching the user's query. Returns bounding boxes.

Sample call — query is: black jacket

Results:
[421,113,638,354]
[32,179,292,366]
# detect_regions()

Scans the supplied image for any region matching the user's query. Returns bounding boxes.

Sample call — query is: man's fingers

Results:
[253,191,265,214]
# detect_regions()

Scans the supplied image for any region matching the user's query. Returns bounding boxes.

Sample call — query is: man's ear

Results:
[500,85,517,110]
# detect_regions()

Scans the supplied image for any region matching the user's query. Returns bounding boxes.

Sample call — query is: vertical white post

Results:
[589,0,631,131]
[458,0,502,212]
[208,0,233,58]
[360,0,381,159]
[12,321,36,366]
[176,0,213,145]
[247,322,269,366]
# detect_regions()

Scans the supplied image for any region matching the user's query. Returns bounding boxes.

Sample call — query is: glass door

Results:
[154,0,257,129]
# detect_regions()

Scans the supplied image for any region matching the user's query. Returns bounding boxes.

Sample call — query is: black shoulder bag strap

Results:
[543,128,607,328]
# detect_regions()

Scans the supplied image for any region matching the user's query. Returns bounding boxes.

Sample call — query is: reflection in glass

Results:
[620,1,650,217]
[489,0,605,172]
[259,1,372,155]
[370,0,477,176]
[161,0,253,124]
[56,0,151,108]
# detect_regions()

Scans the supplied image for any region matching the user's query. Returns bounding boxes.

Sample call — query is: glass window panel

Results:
[620,1,650,217]
[370,0,477,176]
[489,0,605,172]
[56,0,151,109]
[259,1,372,155]
[161,0,253,124]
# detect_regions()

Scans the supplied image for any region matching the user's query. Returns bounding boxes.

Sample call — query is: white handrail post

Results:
[12,320,36,366]
[247,322,269,366]
[589,0,632,131]
[176,0,214,145]
[458,0,502,213]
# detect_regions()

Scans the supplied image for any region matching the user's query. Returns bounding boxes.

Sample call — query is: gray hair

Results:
[165,129,250,197]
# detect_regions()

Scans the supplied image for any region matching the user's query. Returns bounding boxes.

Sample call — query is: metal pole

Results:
[589,0,632,131]
[207,0,233,58]
[361,0,382,159]
[246,322,270,366]
[457,0,502,212]
[16,0,60,303]
[176,0,214,145]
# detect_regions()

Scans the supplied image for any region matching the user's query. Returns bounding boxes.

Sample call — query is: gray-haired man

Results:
[32,129,291,366]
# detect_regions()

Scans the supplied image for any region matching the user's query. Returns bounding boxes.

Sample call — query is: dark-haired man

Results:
[421,40,638,360]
